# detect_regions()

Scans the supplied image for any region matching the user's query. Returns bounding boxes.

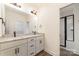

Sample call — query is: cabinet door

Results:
[0,48,15,56]
[35,38,40,54]
[35,37,44,54]
[16,44,28,56]
[39,38,44,51]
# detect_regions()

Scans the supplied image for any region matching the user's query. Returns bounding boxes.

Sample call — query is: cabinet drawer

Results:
[28,41,35,47]
[28,38,35,43]
[28,42,35,54]
[28,38,35,50]
[0,39,27,50]
[28,49,35,56]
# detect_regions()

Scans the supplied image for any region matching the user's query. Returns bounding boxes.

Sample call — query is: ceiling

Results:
[19,3,71,9]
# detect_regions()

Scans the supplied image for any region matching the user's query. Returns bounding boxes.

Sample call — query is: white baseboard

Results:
[44,49,54,56]
[44,49,60,56]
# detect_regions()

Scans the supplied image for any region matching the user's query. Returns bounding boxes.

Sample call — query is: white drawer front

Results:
[0,39,27,50]
[28,48,35,56]
[28,38,35,43]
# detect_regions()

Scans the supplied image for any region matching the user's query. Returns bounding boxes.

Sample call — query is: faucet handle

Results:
[13,31,16,37]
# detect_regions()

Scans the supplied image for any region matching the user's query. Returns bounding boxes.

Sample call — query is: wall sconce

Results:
[31,10,37,15]
[11,3,21,8]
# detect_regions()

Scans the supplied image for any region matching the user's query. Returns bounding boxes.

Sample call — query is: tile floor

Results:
[36,50,52,56]
[36,47,79,56]
[60,47,79,56]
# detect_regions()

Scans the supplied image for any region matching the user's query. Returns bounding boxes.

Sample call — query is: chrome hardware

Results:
[15,48,19,54]
[40,40,42,44]
[30,45,34,47]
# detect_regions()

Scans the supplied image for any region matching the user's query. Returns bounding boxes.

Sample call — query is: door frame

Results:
[60,14,74,47]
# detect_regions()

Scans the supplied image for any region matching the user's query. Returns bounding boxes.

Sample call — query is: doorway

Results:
[60,15,74,47]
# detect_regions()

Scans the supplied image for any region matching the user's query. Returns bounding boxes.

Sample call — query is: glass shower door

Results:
[67,15,74,41]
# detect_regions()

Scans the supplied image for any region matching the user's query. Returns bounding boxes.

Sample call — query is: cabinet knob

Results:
[31,39,34,41]
[30,45,34,47]
[15,48,19,54]
[40,40,42,43]
[15,48,17,54]
[17,48,19,53]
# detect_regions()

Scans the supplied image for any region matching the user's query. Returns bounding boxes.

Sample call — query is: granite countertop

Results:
[0,33,44,43]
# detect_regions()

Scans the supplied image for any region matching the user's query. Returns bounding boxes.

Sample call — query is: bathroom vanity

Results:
[0,34,44,56]
[0,4,44,56]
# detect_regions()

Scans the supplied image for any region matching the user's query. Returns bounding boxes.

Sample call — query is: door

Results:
[60,18,65,46]
[16,44,28,56]
[35,37,44,54]
[39,37,44,51]
[35,38,40,54]
[67,15,74,41]
[0,48,15,56]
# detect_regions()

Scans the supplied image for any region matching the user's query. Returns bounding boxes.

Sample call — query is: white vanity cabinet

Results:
[0,34,44,56]
[0,44,28,56]
[0,39,28,56]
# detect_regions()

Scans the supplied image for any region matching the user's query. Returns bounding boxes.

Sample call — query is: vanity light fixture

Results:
[11,3,21,8]
[31,10,37,15]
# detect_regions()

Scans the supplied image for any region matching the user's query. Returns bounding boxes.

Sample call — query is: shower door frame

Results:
[60,14,74,47]
[60,17,66,47]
